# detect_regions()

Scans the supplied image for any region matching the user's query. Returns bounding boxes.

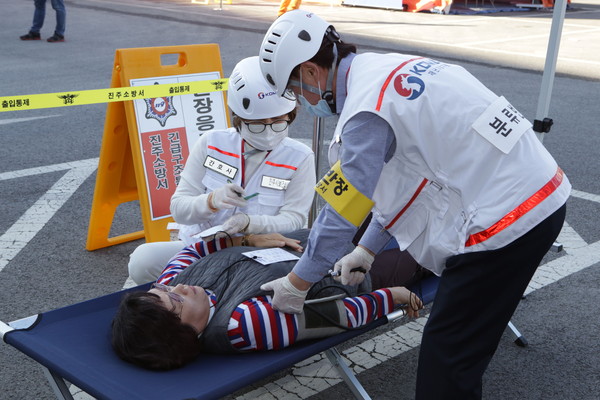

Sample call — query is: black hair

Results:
[111,291,201,370]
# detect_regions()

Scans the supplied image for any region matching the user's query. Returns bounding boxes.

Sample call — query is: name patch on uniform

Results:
[472,96,532,154]
[203,155,237,179]
[315,161,374,227]
[261,176,290,190]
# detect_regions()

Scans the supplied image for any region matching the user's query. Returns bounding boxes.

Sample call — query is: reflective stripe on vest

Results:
[208,145,240,159]
[465,167,564,247]
[265,161,297,170]
[384,178,429,231]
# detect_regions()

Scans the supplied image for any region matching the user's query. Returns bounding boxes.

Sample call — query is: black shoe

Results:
[20,32,41,40]
[47,33,65,43]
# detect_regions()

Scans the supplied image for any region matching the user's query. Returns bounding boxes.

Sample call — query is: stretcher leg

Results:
[42,367,74,400]
[325,347,372,400]
[551,241,563,252]
[507,320,528,347]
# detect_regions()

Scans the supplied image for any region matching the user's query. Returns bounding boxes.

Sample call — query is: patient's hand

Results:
[388,287,423,318]
[249,233,303,252]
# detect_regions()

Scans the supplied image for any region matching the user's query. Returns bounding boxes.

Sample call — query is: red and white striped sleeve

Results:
[227,289,394,351]
[155,237,230,285]
[343,289,394,328]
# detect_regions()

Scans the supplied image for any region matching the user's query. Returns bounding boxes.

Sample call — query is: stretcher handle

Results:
[386,308,407,323]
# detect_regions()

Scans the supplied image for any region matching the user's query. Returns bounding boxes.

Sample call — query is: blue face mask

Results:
[297,95,335,118]
[291,65,337,119]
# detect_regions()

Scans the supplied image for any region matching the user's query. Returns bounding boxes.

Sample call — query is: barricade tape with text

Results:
[0,79,229,112]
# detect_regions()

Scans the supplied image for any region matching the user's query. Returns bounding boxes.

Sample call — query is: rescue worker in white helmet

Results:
[257,10,570,399]
[128,56,315,285]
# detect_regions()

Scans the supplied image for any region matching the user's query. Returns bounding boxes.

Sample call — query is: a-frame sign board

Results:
[86,44,228,250]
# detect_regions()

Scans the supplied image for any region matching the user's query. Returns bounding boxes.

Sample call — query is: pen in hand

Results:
[227,179,243,197]
[227,179,258,200]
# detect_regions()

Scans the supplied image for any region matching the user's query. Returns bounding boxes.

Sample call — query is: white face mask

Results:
[240,123,288,151]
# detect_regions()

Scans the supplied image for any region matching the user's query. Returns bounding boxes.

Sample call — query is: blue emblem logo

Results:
[393,74,425,100]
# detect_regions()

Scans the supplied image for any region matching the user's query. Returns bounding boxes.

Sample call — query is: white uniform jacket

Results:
[172,128,315,245]
[330,53,571,275]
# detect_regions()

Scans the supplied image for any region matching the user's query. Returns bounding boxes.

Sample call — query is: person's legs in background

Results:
[277,0,301,17]
[47,0,66,42]
[415,204,566,400]
[277,0,291,17]
[20,0,46,40]
[287,0,302,13]
[31,0,47,34]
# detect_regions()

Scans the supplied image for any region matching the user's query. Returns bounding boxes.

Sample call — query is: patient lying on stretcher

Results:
[111,230,423,370]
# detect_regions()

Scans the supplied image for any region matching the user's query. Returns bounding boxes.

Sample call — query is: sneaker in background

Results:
[20,32,41,40]
[47,34,65,43]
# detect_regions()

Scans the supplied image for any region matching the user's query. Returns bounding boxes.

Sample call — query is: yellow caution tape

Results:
[315,160,374,227]
[0,79,229,113]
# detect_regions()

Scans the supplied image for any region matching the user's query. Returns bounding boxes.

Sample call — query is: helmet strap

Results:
[321,42,338,112]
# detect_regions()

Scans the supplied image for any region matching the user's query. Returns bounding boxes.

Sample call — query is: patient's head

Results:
[111,287,205,370]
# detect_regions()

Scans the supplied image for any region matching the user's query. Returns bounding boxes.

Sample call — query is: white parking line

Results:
[0,115,61,126]
[0,159,98,273]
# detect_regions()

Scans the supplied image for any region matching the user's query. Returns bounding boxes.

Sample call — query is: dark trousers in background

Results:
[415,204,566,400]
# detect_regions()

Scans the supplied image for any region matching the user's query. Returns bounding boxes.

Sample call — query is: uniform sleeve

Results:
[358,217,393,256]
[156,237,230,284]
[292,112,396,283]
[245,152,316,234]
[343,288,394,328]
[170,134,212,225]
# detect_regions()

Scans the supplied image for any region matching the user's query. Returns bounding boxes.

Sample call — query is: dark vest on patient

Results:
[169,229,371,353]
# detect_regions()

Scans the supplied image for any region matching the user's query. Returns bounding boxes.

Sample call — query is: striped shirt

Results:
[156,240,394,351]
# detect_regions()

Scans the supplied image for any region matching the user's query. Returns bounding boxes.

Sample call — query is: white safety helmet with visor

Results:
[259,10,340,117]
[228,56,297,150]
[227,56,296,120]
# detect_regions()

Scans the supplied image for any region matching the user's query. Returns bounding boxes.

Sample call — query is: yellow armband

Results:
[315,161,374,227]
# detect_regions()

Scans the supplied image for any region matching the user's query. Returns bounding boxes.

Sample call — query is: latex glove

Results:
[209,184,247,210]
[215,213,250,238]
[333,246,375,286]
[260,275,309,314]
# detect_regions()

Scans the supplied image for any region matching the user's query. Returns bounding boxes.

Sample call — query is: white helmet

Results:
[227,56,296,120]
[259,10,334,96]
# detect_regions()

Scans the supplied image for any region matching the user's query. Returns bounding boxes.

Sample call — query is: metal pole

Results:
[535,0,567,252]
[324,348,372,399]
[534,0,567,143]
[308,116,325,227]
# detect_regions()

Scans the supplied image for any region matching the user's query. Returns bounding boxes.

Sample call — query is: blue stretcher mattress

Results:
[3,277,439,400]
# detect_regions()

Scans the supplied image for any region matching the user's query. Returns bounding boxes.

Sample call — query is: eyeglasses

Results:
[243,120,290,134]
[151,283,184,317]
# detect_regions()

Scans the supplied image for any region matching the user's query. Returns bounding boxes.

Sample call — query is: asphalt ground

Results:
[1,0,599,399]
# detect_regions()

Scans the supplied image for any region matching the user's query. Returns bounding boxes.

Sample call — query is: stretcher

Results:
[0,276,439,400]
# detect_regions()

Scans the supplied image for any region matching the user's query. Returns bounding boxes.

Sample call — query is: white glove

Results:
[217,213,250,237]
[333,246,375,286]
[260,275,309,314]
[209,184,247,210]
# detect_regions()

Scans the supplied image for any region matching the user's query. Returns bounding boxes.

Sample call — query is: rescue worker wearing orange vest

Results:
[257,10,570,399]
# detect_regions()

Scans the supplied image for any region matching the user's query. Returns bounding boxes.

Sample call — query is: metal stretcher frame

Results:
[0,277,440,400]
